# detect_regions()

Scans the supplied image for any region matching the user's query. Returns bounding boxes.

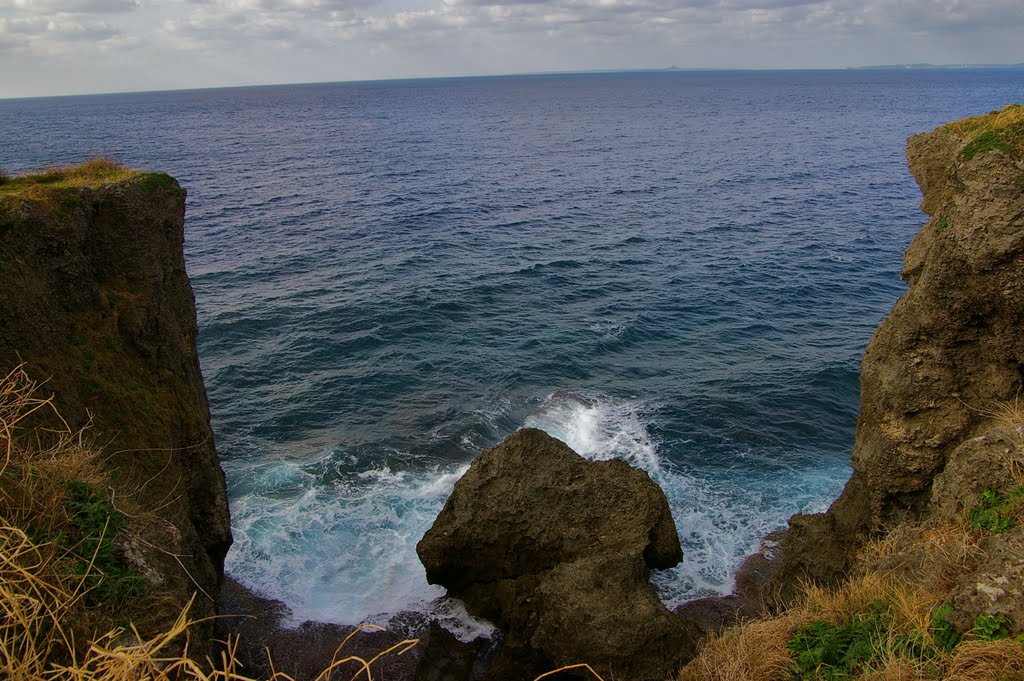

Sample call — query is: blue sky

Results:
[1,0,1022,97]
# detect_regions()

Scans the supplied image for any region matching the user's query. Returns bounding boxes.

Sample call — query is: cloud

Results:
[873,0,1024,31]
[0,13,126,54]
[0,0,140,14]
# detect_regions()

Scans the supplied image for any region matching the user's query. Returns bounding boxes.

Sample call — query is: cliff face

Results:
[770,105,1024,602]
[0,167,232,638]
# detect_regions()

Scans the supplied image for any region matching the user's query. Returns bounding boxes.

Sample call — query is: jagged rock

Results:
[0,171,232,647]
[767,106,1024,596]
[417,428,699,681]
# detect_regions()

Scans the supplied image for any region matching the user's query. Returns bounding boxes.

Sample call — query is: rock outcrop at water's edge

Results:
[761,105,1024,619]
[0,170,232,649]
[417,427,701,681]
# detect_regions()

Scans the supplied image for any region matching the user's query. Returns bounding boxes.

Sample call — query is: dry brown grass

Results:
[858,521,986,594]
[0,366,421,681]
[678,613,811,681]
[0,157,140,197]
[947,640,1024,680]
[677,526,1024,681]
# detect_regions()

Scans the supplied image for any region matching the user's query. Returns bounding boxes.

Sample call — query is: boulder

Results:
[417,428,699,681]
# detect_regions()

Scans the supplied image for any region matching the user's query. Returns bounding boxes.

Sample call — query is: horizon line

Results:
[4,62,1022,102]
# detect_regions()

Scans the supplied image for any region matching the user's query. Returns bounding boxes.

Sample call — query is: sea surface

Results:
[3,69,1022,638]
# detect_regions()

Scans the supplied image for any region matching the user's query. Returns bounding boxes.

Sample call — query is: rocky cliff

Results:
[0,162,232,643]
[765,104,1024,610]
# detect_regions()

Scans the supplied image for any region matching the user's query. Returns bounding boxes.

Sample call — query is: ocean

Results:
[2,68,1022,638]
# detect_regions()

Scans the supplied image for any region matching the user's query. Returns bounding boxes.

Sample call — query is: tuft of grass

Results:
[947,639,1024,681]
[936,217,950,233]
[943,103,1024,162]
[0,157,141,198]
[678,612,811,681]
[133,171,183,195]
[64,479,146,607]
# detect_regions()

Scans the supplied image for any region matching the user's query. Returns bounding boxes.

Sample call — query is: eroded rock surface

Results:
[768,106,1024,602]
[417,427,699,681]
[0,174,232,645]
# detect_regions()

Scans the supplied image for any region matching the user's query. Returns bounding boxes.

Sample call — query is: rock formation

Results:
[0,168,232,643]
[417,427,700,681]
[766,104,1024,614]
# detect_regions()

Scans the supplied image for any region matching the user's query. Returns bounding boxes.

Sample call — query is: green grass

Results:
[786,602,1023,680]
[785,601,962,680]
[936,217,950,233]
[134,171,183,195]
[65,480,145,608]
[0,157,144,198]
[944,103,1024,162]
[968,486,1024,534]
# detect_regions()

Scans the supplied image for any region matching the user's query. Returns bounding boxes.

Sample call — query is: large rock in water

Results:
[765,105,1024,602]
[417,428,700,681]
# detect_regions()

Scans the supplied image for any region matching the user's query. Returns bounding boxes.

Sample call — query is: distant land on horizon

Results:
[4,63,1023,101]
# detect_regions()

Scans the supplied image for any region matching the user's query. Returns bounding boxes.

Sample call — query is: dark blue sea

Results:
[3,69,1022,637]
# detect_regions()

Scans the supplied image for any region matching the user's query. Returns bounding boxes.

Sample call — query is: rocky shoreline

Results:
[1,105,1022,679]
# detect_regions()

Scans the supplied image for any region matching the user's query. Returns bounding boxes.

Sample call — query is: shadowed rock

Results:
[765,107,1024,603]
[0,169,231,649]
[417,427,699,681]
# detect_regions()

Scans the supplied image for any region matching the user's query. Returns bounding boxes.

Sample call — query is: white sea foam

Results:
[225,389,848,634]
[225,451,487,637]
[522,390,849,606]
[523,390,661,472]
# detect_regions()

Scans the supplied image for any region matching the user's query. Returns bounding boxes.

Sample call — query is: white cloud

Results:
[2,0,1022,96]
[0,0,140,14]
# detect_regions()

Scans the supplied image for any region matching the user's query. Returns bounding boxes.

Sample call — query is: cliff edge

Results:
[679,104,1024,680]
[0,160,232,643]
[763,103,1024,610]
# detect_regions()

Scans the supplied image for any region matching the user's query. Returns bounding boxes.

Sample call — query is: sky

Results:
[0,0,1022,98]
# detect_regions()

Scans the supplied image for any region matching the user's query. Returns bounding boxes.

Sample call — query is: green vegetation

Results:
[65,480,145,607]
[972,614,1014,642]
[960,131,1016,162]
[931,604,961,652]
[785,604,1024,679]
[968,486,1024,534]
[134,171,183,195]
[787,605,889,679]
[937,217,950,233]
[944,103,1024,162]
[785,601,966,680]
[0,157,142,198]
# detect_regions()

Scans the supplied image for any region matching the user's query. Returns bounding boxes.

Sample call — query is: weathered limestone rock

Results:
[946,527,1024,635]
[929,425,1023,525]
[0,172,232,645]
[417,427,699,681]
[767,106,1024,599]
